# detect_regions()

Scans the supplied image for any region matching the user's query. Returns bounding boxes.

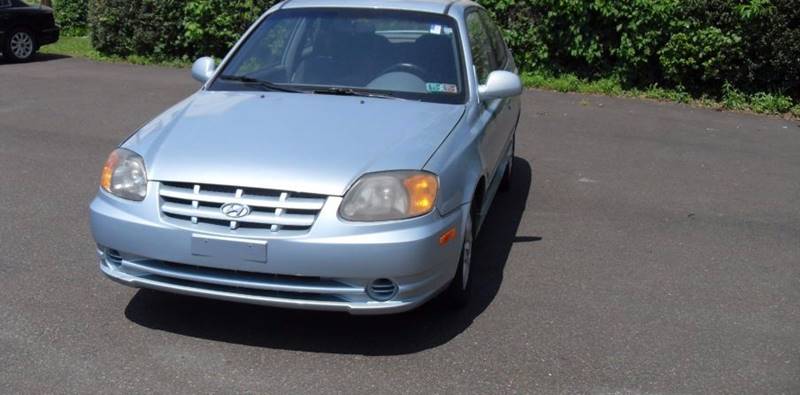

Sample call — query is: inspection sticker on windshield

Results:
[426,83,459,94]
[429,24,454,35]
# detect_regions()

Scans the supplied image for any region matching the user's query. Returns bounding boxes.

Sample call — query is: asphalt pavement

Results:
[1,55,798,394]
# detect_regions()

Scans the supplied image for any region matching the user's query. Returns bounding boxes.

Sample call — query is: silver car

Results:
[90,0,522,315]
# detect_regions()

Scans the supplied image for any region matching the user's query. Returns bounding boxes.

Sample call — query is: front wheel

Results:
[443,208,474,307]
[4,29,37,62]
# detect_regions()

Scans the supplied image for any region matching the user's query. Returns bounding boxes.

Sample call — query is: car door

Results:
[479,9,520,164]
[465,9,514,188]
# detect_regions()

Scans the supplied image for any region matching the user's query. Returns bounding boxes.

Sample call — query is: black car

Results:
[0,0,59,62]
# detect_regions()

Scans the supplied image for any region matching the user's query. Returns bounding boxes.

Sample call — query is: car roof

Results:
[281,0,475,15]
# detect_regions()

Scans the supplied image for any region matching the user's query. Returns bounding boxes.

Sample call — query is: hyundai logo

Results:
[220,202,251,218]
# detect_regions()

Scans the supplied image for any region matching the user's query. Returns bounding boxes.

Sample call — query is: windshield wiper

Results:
[312,87,399,100]
[218,75,303,93]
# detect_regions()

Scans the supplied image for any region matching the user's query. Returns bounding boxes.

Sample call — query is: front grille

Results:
[158,182,326,236]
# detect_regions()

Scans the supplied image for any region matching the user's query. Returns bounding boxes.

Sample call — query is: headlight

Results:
[340,171,438,221]
[100,148,147,201]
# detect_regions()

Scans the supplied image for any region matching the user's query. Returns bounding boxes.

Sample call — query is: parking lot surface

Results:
[1,56,798,393]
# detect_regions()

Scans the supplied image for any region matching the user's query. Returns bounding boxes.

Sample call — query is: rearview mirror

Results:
[478,70,523,101]
[191,56,216,83]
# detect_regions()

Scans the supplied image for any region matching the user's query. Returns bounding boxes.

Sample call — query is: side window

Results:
[479,11,508,69]
[465,11,494,84]
[0,0,12,8]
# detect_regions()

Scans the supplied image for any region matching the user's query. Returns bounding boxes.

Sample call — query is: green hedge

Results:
[481,0,798,99]
[88,0,277,61]
[53,0,88,35]
[85,0,799,100]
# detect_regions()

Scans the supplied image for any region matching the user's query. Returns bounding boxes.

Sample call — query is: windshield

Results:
[211,8,466,104]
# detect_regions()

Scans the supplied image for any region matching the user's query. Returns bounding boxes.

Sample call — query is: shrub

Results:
[672,0,799,98]
[183,0,277,57]
[791,105,800,118]
[478,0,798,103]
[53,0,88,35]
[479,0,683,82]
[89,0,278,61]
[722,82,748,111]
[749,92,793,114]
[89,0,186,60]
[88,0,132,56]
[659,27,743,94]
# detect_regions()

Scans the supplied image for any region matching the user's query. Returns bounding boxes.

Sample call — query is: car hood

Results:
[124,90,465,196]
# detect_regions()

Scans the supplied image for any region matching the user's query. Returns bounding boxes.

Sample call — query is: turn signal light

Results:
[100,150,120,191]
[404,174,438,216]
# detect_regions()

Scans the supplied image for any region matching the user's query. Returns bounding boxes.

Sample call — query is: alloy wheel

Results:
[10,32,34,59]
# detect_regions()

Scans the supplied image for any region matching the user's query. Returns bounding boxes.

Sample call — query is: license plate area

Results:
[191,234,267,263]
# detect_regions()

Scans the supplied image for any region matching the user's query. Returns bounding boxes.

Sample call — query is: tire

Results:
[443,205,475,308]
[4,29,37,62]
[499,134,515,192]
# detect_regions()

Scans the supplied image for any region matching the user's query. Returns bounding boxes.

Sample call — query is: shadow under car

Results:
[124,157,536,355]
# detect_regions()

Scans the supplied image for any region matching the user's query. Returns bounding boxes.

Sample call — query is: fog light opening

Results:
[366,278,398,302]
[105,249,123,264]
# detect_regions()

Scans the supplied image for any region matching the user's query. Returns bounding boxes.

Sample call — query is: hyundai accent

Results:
[90,0,523,314]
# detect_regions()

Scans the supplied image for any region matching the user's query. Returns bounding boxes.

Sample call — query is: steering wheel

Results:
[377,63,431,81]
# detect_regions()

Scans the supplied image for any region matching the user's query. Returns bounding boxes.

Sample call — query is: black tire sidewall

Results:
[444,205,476,307]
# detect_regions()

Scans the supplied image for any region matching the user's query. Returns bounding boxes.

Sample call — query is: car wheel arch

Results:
[470,176,487,233]
[7,25,34,38]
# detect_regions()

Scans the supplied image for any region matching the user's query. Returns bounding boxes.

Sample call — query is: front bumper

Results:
[90,184,467,315]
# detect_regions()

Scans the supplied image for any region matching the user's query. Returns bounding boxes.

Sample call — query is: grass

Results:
[39,36,190,68]
[522,71,798,119]
[39,37,798,119]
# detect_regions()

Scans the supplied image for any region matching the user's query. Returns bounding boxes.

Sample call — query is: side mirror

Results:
[478,70,523,101]
[191,56,216,83]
